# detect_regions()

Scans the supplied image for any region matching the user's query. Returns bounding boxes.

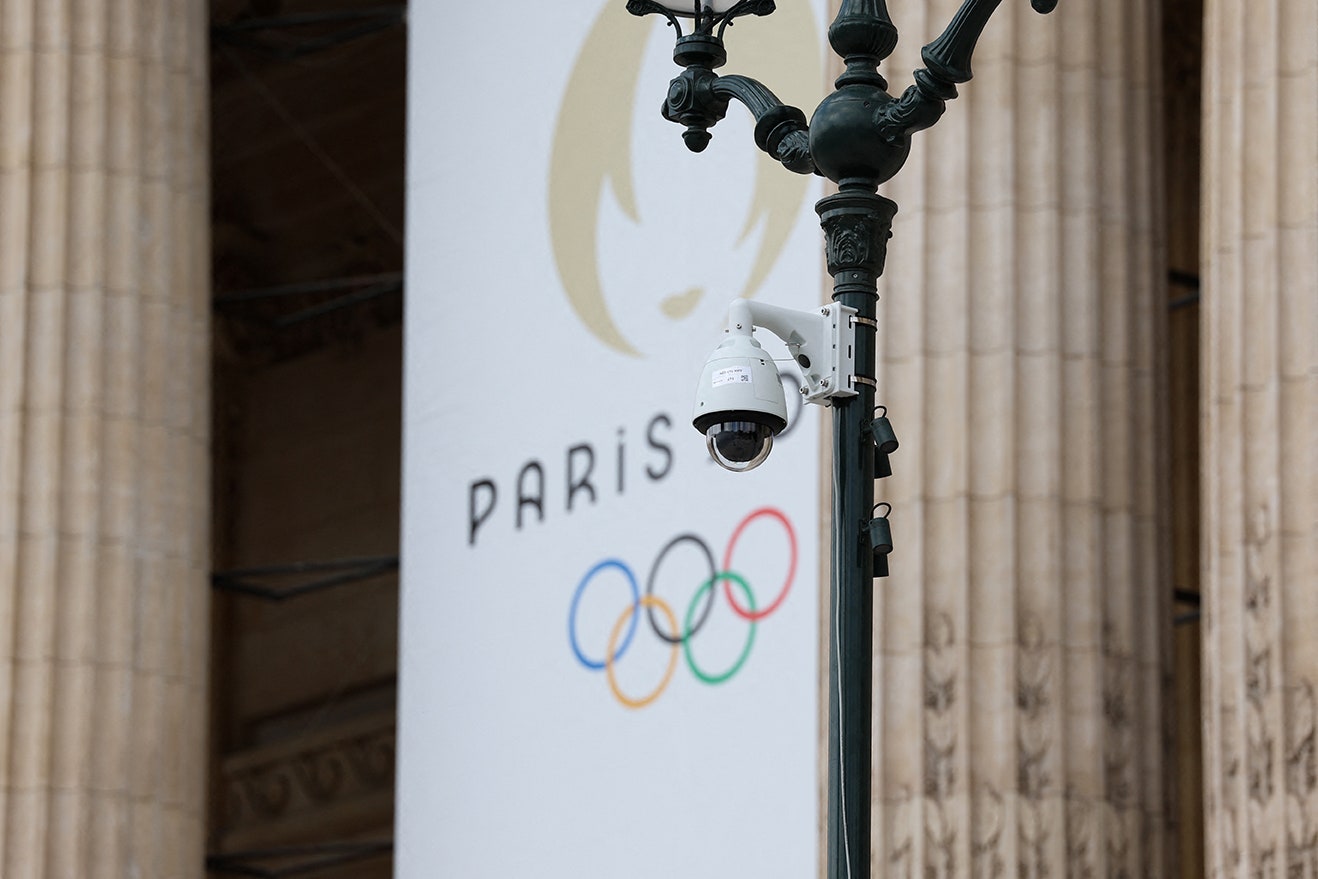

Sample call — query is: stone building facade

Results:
[0,0,1312,876]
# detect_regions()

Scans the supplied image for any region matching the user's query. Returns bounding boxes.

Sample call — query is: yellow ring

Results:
[605,595,680,709]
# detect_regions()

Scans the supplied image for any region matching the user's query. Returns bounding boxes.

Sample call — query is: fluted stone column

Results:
[1201,0,1318,875]
[868,0,1169,875]
[0,1,210,877]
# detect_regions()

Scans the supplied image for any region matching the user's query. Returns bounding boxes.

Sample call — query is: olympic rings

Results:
[683,573,756,685]
[645,533,717,644]
[567,508,797,709]
[606,595,680,708]
[721,507,797,621]
[569,559,639,670]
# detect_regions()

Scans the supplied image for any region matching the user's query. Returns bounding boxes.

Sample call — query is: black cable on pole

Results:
[211,556,399,602]
[206,841,394,878]
[211,7,406,60]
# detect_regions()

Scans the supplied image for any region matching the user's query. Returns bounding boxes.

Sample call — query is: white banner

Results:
[400,3,828,876]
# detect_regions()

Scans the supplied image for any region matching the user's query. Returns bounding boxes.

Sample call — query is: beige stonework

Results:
[0,1,210,877]
[1201,0,1318,874]
[868,0,1169,874]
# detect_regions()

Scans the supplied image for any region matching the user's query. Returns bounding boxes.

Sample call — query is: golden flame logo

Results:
[549,3,822,357]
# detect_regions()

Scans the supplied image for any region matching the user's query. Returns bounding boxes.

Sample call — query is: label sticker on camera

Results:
[712,366,752,388]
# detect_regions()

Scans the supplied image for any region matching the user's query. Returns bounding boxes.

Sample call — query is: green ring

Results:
[682,571,757,685]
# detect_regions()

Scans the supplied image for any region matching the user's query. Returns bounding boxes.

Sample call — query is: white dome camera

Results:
[693,299,858,472]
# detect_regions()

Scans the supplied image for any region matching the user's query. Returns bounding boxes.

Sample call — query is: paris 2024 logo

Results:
[548,2,822,359]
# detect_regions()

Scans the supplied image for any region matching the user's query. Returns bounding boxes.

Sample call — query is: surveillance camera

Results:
[693,299,857,472]
[692,330,788,472]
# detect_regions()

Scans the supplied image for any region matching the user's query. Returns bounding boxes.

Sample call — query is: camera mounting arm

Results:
[727,299,858,403]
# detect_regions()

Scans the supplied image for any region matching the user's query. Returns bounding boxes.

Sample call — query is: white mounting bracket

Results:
[725,299,858,405]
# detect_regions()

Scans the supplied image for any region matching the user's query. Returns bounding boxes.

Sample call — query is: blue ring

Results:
[568,559,640,670]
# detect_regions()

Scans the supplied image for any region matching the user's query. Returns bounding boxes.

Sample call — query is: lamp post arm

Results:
[875,0,1060,141]
[660,67,815,173]
[710,76,815,174]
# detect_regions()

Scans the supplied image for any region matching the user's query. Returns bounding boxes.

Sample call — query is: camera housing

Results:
[693,300,857,472]
[693,331,787,471]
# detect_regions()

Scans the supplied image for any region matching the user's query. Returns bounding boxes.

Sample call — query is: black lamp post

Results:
[625,1,1060,876]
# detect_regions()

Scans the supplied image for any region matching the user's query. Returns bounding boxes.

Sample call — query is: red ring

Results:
[720,507,797,621]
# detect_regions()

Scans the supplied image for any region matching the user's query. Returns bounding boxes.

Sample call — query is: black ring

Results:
[645,533,717,644]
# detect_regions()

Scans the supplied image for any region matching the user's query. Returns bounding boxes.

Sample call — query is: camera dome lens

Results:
[706,421,774,472]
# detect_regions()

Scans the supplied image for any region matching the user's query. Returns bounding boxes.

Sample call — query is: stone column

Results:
[0,1,210,877]
[870,0,1169,875]
[1200,0,1318,874]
